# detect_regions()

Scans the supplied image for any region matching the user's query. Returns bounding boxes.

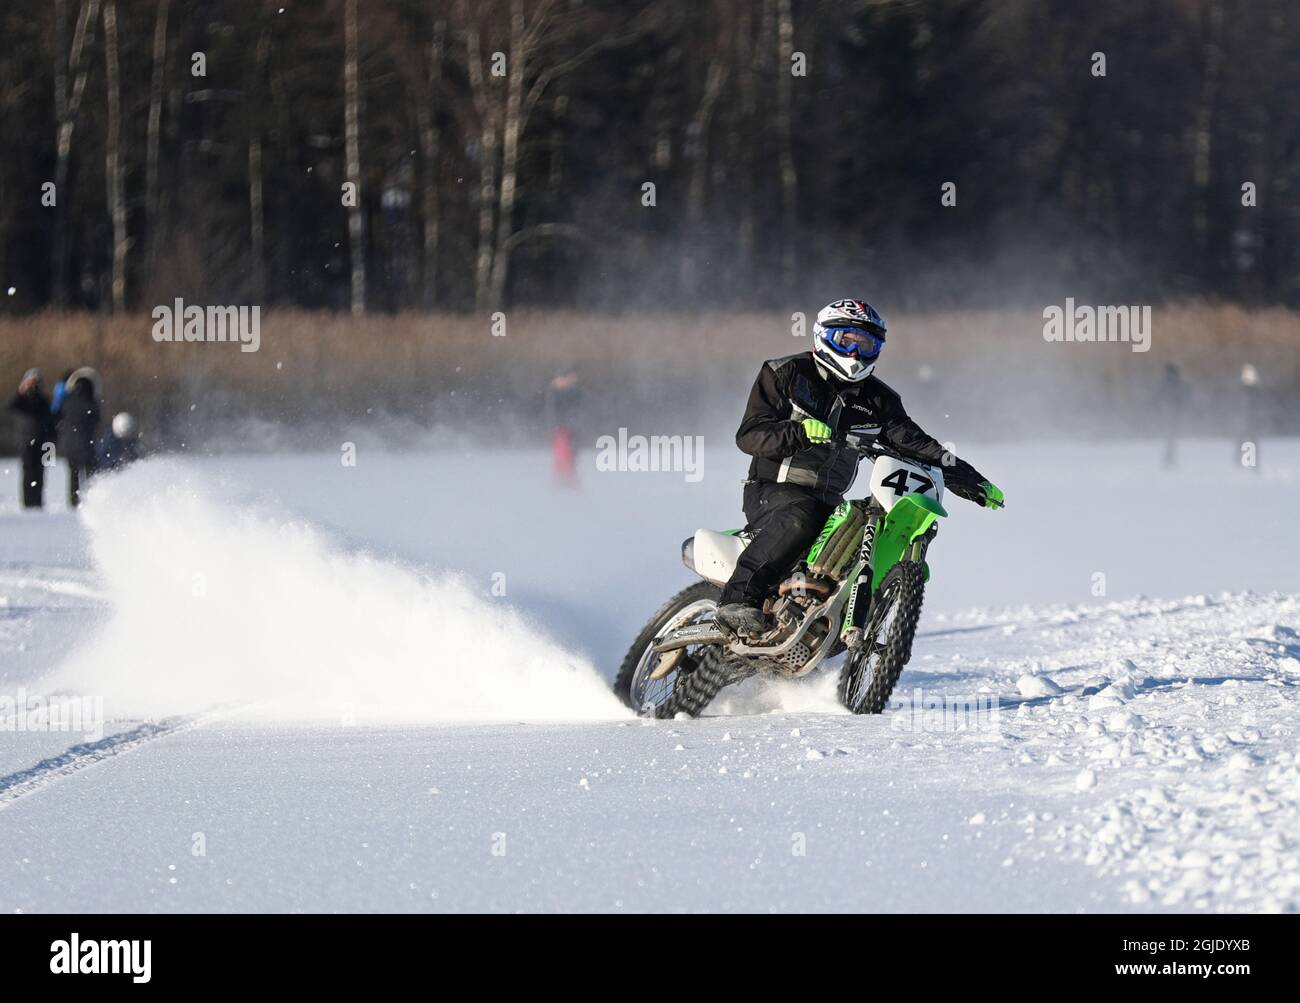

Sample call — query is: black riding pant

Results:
[67,460,93,508]
[19,445,45,509]
[718,481,835,606]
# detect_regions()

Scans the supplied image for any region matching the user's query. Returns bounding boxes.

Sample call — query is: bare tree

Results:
[145,0,171,272]
[414,11,446,309]
[103,0,126,312]
[464,6,499,310]
[489,0,528,309]
[54,0,68,161]
[462,0,639,309]
[774,0,798,289]
[684,58,728,220]
[249,23,271,302]
[733,2,759,276]
[344,0,366,315]
[680,47,728,298]
[52,0,101,306]
[1190,0,1225,279]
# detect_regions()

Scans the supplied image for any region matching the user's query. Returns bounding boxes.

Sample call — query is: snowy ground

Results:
[1,438,1298,912]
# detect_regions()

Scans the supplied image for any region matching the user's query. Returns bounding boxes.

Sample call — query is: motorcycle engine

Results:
[775,572,836,609]
[765,617,830,676]
[776,640,814,673]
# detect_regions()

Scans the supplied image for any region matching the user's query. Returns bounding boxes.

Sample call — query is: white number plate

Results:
[868,455,945,512]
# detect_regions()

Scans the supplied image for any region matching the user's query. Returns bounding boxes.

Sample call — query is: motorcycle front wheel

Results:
[837,561,925,714]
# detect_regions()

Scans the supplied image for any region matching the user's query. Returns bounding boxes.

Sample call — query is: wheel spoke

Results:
[630,598,718,712]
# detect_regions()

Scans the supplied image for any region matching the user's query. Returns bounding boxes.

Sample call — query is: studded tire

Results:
[837,561,925,714]
[614,582,725,715]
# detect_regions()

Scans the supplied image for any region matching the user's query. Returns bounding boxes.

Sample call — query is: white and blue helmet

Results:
[812,299,887,382]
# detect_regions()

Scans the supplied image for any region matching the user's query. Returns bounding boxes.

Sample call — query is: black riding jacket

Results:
[735,352,988,504]
[9,390,58,452]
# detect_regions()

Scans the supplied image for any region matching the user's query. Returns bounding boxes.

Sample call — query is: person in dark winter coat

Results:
[9,369,58,508]
[1154,363,1187,469]
[58,369,101,508]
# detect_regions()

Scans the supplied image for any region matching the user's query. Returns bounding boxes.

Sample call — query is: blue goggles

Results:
[820,325,885,360]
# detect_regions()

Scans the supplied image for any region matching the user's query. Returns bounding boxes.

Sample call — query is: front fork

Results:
[841,506,880,640]
[840,506,937,640]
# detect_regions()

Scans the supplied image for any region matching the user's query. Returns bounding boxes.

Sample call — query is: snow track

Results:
[909,592,1300,912]
[2,587,1296,912]
[0,712,210,810]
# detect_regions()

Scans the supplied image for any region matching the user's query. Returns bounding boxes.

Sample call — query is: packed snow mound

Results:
[926,592,1300,912]
[45,461,625,723]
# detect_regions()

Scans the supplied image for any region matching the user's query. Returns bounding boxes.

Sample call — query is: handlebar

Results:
[837,428,1003,509]
[840,430,891,459]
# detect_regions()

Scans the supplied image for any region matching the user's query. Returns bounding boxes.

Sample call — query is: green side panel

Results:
[805,501,853,565]
[869,494,946,593]
[722,529,744,535]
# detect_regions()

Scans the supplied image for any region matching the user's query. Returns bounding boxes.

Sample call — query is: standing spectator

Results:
[8,369,58,508]
[1154,363,1187,469]
[544,366,583,487]
[59,367,101,508]
[97,411,143,470]
[1238,363,1262,472]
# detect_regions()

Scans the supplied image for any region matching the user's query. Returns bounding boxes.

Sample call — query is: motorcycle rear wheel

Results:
[614,581,733,718]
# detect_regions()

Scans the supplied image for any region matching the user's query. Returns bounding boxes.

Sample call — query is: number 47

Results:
[880,468,933,496]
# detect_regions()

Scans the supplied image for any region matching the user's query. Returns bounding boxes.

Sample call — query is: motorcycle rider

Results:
[715,299,1005,637]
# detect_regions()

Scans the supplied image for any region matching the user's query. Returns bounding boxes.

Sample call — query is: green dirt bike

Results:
[615,434,957,718]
